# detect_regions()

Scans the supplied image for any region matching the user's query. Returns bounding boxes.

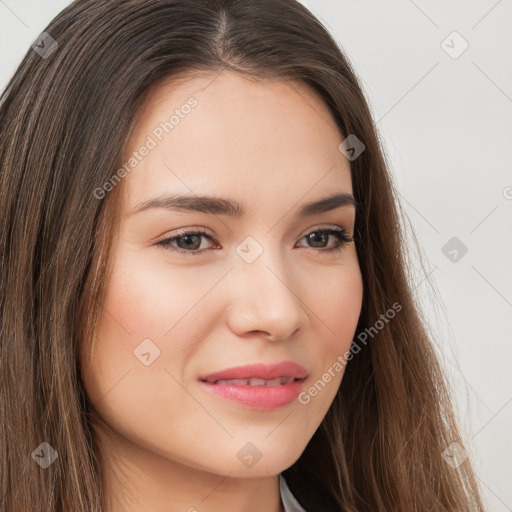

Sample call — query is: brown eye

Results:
[156,228,217,255]
[298,228,354,253]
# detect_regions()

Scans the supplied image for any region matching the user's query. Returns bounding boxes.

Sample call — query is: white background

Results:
[1,1,511,509]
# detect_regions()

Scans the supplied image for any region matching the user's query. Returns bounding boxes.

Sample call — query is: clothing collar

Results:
[279,473,307,512]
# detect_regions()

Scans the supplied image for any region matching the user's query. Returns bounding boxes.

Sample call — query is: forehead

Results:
[121,70,352,215]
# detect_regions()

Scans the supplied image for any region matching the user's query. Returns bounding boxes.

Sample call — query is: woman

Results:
[0,0,486,510]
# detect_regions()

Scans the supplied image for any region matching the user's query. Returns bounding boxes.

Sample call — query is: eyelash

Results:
[155,226,354,256]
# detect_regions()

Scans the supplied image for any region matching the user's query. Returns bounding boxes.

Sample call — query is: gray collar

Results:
[279,473,307,512]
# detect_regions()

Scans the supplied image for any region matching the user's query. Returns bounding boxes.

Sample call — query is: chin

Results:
[184,444,304,479]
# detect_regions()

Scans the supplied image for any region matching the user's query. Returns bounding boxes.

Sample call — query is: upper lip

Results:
[199,361,308,383]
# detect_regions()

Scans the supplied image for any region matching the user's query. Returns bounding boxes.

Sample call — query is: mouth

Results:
[198,361,308,409]
[198,362,308,410]
[200,376,303,386]
[198,361,308,384]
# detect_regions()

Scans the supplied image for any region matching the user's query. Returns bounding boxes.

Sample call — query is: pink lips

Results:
[198,361,308,410]
[199,361,308,382]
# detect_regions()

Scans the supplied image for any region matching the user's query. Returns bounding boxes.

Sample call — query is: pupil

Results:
[179,235,200,250]
[308,232,327,248]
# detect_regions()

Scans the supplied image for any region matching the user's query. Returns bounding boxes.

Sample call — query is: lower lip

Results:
[199,379,306,410]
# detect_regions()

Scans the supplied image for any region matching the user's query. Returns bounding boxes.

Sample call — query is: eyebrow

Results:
[129,192,358,218]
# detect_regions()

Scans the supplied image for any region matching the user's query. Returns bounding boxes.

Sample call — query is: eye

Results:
[155,227,218,255]
[297,227,354,254]
[155,226,354,256]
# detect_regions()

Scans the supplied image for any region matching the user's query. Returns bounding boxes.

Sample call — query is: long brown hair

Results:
[0,1,485,510]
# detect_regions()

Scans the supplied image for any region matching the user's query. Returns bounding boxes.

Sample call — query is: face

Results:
[81,70,363,480]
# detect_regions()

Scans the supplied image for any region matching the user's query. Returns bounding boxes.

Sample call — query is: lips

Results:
[198,361,308,384]
[212,376,295,386]
[198,361,308,410]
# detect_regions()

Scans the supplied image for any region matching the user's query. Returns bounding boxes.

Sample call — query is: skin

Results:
[80,70,364,512]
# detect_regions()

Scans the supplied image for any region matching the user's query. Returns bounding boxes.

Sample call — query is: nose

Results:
[225,245,310,342]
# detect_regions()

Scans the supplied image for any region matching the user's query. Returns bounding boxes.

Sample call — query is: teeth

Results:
[212,377,295,386]
[265,378,283,386]
[214,379,248,385]
[248,378,266,386]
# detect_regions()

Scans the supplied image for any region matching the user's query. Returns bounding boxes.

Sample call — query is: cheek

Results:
[313,264,363,354]
[297,265,363,414]
[81,252,225,404]
[92,257,212,357]
[79,257,218,465]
